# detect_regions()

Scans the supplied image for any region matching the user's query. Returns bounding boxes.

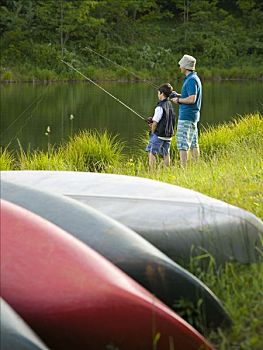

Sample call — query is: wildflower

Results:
[46,126,51,133]
[70,114,74,120]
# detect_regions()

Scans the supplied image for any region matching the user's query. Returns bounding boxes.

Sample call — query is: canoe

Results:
[0,298,49,350]
[1,180,231,331]
[1,170,262,265]
[1,199,214,350]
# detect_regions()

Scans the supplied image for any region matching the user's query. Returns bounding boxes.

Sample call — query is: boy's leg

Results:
[148,152,156,169]
[146,134,160,170]
[161,140,171,167]
[163,154,170,166]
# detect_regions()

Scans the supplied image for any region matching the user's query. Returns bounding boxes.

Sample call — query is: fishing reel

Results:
[169,91,178,100]
[146,117,153,134]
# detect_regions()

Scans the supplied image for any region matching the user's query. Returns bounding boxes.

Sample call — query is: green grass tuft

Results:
[0,147,16,170]
[63,130,124,172]
[17,145,69,170]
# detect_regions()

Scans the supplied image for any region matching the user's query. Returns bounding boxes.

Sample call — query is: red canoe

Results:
[0,200,214,350]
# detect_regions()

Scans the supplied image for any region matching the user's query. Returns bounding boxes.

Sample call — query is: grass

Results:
[63,130,124,172]
[1,113,263,349]
[2,130,124,172]
[0,147,15,170]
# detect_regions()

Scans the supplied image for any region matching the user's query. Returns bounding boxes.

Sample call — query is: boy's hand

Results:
[147,117,153,130]
[147,117,153,125]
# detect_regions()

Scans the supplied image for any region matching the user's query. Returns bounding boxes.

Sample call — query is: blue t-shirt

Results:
[179,72,202,122]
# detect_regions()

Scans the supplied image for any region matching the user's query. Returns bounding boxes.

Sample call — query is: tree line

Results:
[0,0,262,79]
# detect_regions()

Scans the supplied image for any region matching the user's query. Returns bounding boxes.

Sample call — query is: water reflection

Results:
[1,81,262,153]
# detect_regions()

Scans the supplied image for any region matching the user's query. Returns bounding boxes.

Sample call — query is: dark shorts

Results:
[146,133,171,156]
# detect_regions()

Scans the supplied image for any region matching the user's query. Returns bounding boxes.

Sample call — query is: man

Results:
[171,54,202,167]
[146,83,175,170]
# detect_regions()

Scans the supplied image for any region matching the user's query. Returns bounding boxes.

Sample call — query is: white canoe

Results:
[1,170,262,265]
[1,298,49,350]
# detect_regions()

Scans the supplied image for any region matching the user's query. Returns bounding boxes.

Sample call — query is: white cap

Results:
[178,54,196,70]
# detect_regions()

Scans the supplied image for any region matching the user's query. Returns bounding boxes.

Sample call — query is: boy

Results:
[146,83,176,169]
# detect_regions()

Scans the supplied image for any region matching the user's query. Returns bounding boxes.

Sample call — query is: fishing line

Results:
[85,46,159,89]
[0,93,45,138]
[7,88,50,145]
[61,59,146,121]
[258,100,263,112]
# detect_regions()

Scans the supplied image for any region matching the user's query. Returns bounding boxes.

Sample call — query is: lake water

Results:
[1,80,262,153]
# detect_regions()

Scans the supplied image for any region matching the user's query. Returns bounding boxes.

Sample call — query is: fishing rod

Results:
[61,59,146,122]
[85,46,159,89]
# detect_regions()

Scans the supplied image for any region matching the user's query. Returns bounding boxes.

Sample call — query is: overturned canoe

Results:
[1,180,231,331]
[2,170,262,265]
[1,199,215,350]
[0,298,49,350]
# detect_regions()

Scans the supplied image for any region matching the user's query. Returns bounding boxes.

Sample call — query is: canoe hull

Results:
[1,180,232,331]
[0,298,49,350]
[1,199,213,350]
[2,170,261,265]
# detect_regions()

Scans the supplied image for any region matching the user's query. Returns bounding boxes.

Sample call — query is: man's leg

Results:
[179,150,188,167]
[191,147,200,162]
[190,124,199,162]
[176,120,191,167]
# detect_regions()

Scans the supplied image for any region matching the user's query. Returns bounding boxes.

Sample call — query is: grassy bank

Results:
[1,113,263,349]
[1,63,263,83]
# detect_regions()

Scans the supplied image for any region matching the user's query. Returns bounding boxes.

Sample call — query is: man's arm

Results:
[171,95,196,105]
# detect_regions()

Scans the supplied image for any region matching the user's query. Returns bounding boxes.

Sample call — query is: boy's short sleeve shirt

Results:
[152,106,163,123]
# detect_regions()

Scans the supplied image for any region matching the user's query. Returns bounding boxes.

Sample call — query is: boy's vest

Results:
[155,99,175,138]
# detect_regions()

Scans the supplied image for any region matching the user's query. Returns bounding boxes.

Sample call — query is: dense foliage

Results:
[1,0,263,81]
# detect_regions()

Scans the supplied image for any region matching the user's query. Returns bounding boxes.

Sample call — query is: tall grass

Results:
[63,130,124,172]
[199,114,263,159]
[0,147,16,170]
[18,146,69,170]
[187,254,263,350]
[1,129,124,172]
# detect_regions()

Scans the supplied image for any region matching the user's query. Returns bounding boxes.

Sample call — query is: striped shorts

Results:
[176,120,198,151]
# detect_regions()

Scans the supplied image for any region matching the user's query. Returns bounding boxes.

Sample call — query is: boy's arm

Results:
[151,106,163,133]
[151,121,158,133]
